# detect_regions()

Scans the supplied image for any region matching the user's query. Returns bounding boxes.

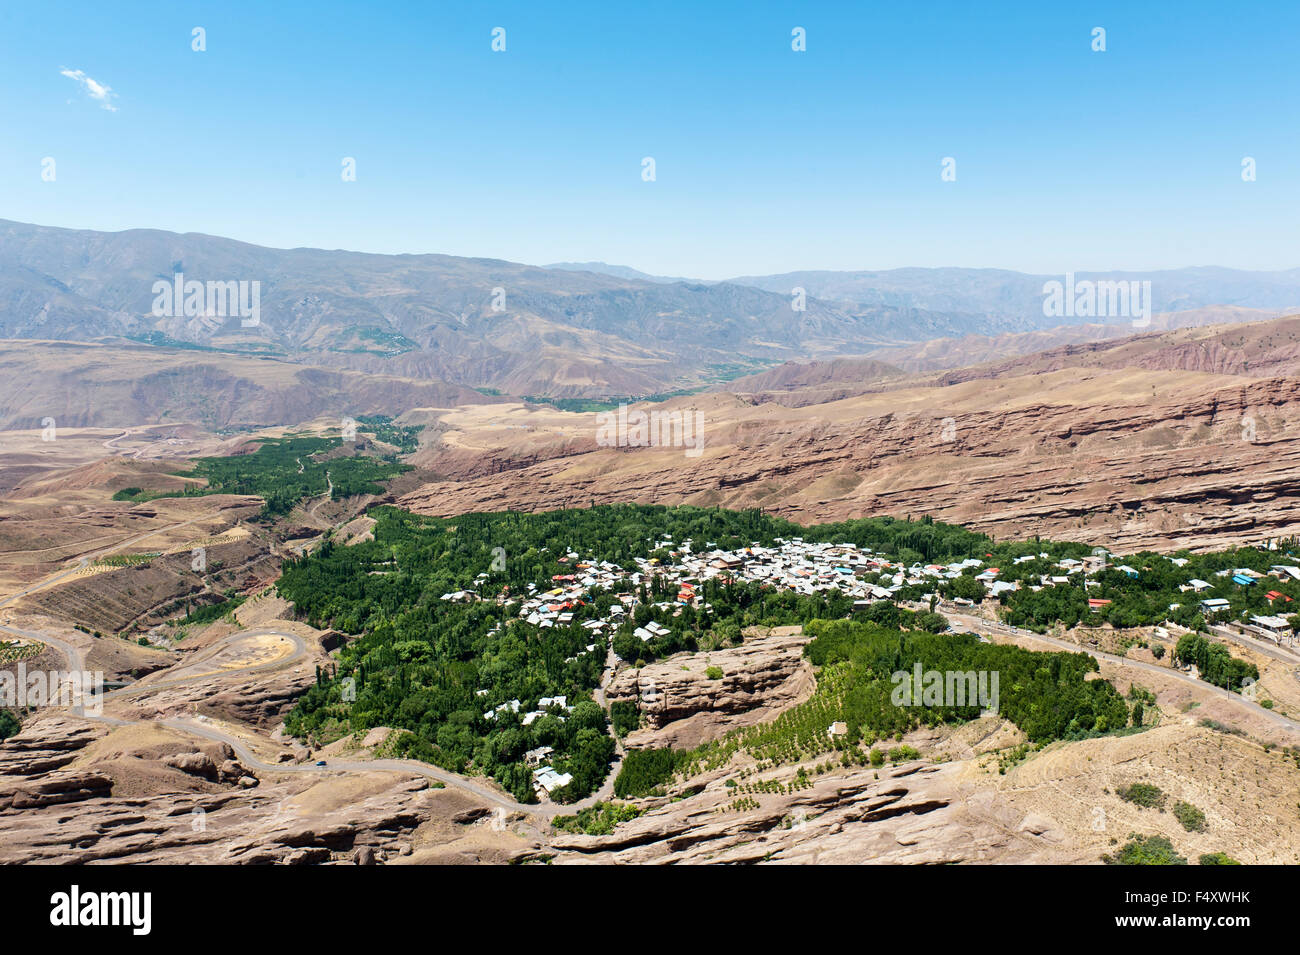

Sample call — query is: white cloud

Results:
[60,68,118,111]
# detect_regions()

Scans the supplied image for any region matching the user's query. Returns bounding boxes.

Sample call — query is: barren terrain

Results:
[4,313,1300,865]
[399,318,1300,552]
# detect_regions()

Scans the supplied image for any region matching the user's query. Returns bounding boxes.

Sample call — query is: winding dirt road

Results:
[943,607,1300,736]
[9,619,577,819]
[0,510,584,820]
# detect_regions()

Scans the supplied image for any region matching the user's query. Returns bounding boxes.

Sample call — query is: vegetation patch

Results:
[610,700,640,737]
[1117,782,1167,809]
[1198,852,1240,865]
[0,641,43,665]
[552,801,644,835]
[1172,633,1259,693]
[614,615,1134,794]
[1104,834,1187,865]
[1173,800,1207,832]
[123,431,415,517]
[170,594,247,627]
[614,748,687,798]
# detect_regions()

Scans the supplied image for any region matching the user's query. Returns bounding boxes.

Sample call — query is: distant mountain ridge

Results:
[2,218,1298,400]
[0,220,969,398]
[542,261,701,284]
[726,266,1300,319]
[539,260,1300,322]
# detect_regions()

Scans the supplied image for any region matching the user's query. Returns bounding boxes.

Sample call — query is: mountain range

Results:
[3,218,1300,401]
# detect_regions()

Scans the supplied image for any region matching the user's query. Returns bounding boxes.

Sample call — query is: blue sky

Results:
[0,0,1296,278]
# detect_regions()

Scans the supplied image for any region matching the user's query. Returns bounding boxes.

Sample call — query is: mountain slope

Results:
[0,220,963,398]
[394,315,1300,552]
[865,306,1288,373]
[728,266,1300,319]
[6,219,1300,400]
[0,340,501,430]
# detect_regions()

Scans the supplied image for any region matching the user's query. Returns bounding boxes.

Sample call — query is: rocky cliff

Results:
[398,368,1300,553]
[606,627,813,749]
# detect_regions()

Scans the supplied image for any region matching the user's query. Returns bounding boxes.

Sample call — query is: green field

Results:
[113,426,417,517]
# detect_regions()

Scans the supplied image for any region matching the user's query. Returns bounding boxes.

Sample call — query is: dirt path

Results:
[11,615,605,821]
[944,607,1300,736]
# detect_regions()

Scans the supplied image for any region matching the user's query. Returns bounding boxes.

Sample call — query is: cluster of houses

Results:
[446,539,1300,650]
[481,693,572,727]
[1193,564,1299,646]
[438,538,1300,797]
[961,555,1300,648]
[446,536,970,797]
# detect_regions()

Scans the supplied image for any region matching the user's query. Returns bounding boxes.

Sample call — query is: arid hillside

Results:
[0,340,500,430]
[865,305,1289,373]
[937,313,1300,384]
[710,356,908,407]
[396,316,1300,553]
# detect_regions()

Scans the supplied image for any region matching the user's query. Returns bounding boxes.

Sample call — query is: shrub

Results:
[1198,852,1240,865]
[889,744,920,763]
[551,801,643,835]
[1117,782,1166,809]
[1104,834,1187,865]
[1173,800,1207,832]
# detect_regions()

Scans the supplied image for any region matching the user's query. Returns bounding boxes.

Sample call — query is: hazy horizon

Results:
[6,216,1300,284]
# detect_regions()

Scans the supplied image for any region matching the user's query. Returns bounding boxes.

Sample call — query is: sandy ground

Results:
[961,721,1300,864]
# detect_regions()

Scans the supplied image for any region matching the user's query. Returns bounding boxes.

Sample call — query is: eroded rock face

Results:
[539,760,1075,865]
[0,713,469,864]
[116,666,318,730]
[0,715,107,776]
[3,771,114,810]
[606,628,812,749]
[159,747,253,785]
[398,374,1300,553]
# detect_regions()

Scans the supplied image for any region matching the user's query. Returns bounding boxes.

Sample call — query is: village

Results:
[441,535,1300,797]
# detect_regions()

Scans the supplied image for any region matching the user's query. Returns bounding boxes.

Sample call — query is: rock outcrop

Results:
[540,760,1076,865]
[0,714,484,864]
[399,370,1300,553]
[606,627,813,748]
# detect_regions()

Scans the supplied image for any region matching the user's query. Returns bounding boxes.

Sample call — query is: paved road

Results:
[1208,624,1300,666]
[0,621,84,670]
[943,607,1300,736]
